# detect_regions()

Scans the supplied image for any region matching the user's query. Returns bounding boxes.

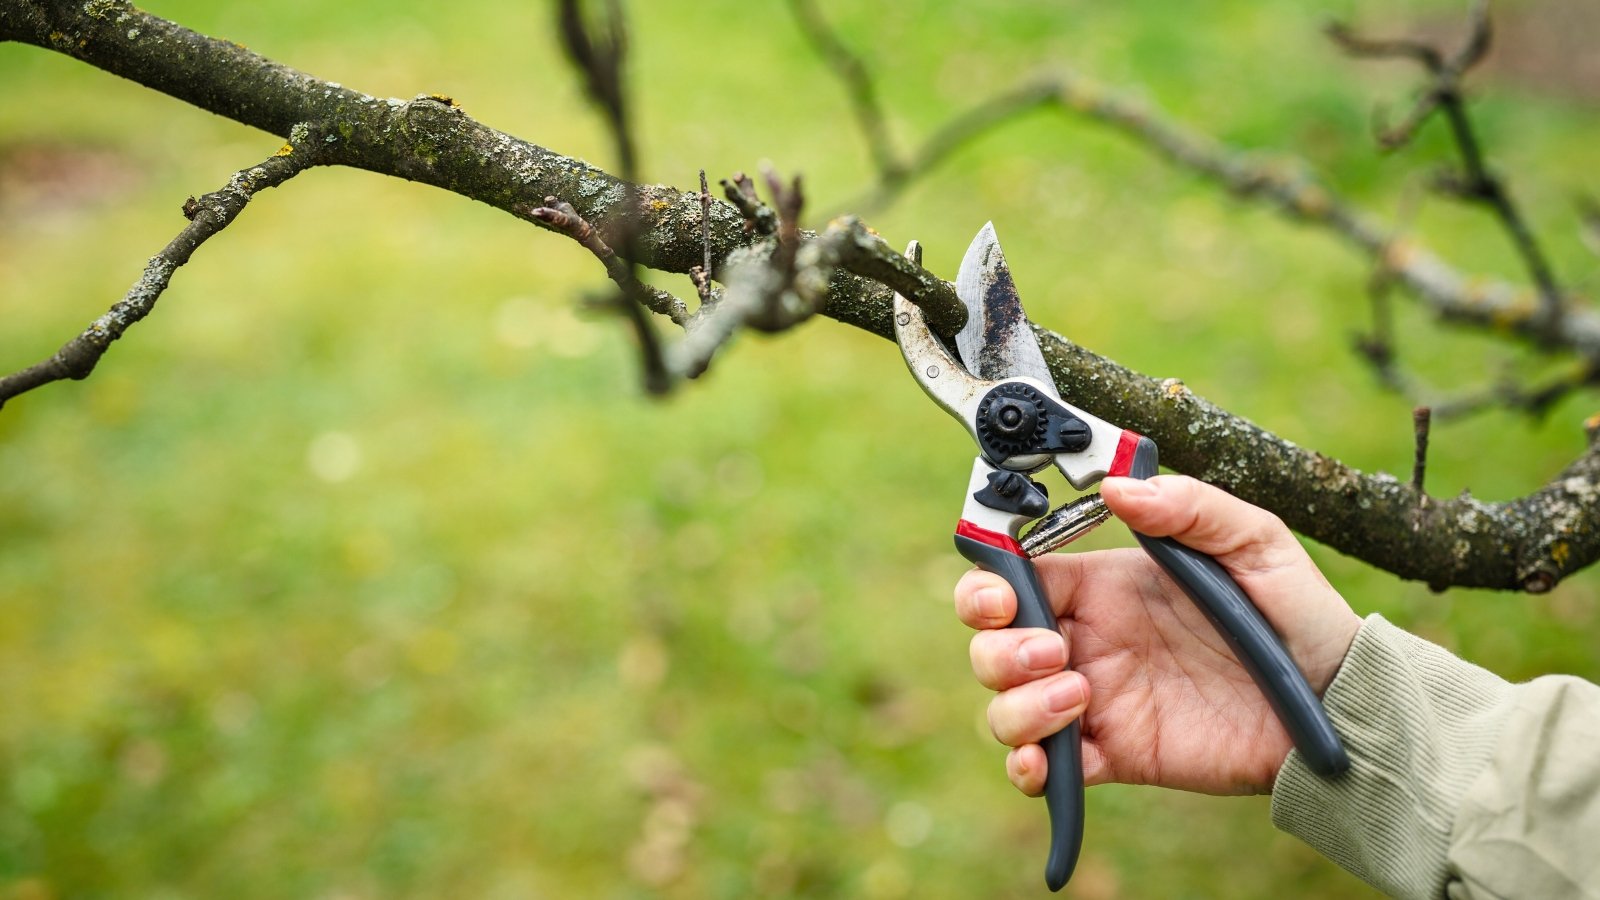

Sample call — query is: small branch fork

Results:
[0,126,326,410]
[670,169,825,378]
[720,172,778,237]
[1327,1,1566,334]
[528,197,689,326]
[551,3,959,384]
[783,0,1061,217]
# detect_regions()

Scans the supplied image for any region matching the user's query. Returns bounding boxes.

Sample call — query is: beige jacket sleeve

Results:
[1270,614,1600,899]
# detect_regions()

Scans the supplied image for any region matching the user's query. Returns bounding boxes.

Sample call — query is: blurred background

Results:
[2,0,1598,896]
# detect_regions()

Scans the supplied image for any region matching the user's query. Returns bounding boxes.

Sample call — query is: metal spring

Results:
[1020,493,1111,558]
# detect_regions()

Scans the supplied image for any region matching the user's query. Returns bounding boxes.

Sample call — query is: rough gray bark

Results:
[2,0,1596,591]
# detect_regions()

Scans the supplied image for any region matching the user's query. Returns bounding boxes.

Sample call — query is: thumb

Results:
[1100,475,1294,562]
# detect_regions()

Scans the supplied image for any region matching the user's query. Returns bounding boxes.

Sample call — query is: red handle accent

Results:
[955,519,1025,556]
[1108,429,1142,478]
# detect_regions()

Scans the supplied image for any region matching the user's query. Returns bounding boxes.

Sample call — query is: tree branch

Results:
[0,123,324,408]
[801,56,1600,361]
[3,0,1597,591]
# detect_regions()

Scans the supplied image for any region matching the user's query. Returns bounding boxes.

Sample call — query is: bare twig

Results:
[1329,2,1566,333]
[785,0,903,183]
[1430,361,1600,421]
[810,60,1600,360]
[783,13,1593,366]
[670,213,957,379]
[720,172,778,236]
[529,196,689,325]
[853,79,1062,214]
[1411,406,1432,495]
[1353,266,1406,392]
[673,168,813,376]
[759,166,806,317]
[785,2,1068,219]
[0,127,325,409]
[663,166,820,372]
[690,169,714,305]
[557,0,635,177]
[1577,194,1600,259]
[554,0,670,394]
[1324,21,1448,79]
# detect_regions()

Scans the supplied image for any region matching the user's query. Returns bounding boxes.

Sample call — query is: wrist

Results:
[1304,606,1363,696]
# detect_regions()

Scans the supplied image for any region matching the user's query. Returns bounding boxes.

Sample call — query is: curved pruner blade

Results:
[955,222,1057,392]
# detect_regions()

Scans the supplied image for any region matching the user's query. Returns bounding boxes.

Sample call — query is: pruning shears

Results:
[893,224,1350,891]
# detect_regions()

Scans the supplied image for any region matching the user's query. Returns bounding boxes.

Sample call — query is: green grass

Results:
[3,1,1599,897]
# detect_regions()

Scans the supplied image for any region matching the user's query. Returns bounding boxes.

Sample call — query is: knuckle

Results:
[986,693,1020,746]
[985,698,1006,744]
[968,633,1002,685]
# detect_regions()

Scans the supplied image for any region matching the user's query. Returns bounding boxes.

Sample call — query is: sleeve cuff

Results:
[1269,614,1513,900]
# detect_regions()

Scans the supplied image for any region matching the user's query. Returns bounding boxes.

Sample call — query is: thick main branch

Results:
[3,0,1597,591]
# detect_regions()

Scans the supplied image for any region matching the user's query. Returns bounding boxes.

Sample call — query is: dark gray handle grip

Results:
[955,534,1083,893]
[1125,437,1349,777]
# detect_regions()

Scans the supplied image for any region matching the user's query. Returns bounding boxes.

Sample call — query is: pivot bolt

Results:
[1057,419,1092,452]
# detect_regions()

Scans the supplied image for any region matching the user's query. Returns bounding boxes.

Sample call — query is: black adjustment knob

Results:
[976,383,1050,460]
[991,398,1038,438]
[998,400,1036,435]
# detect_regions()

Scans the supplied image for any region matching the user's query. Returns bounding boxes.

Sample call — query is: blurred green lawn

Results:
[3,0,1598,897]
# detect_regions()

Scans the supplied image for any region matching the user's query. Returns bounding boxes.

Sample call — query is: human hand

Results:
[955,475,1361,796]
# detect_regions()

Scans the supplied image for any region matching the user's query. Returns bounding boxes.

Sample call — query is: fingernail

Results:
[1107,477,1157,498]
[975,587,1005,620]
[1017,635,1065,671]
[1043,676,1085,714]
[1012,749,1030,778]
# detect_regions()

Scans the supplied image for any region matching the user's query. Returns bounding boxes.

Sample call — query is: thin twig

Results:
[785,0,903,183]
[720,172,778,236]
[1411,406,1431,495]
[1578,194,1600,260]
[0,127,325,409]
[557,0,635,178]
[690,168,714,304]
[554,0,670,394]
[669,213,958,379]
[1430,362,1600,421]
[760,165,805,308]
[1325,21,1447,75]
[529,196,689,325]
[790,30,1595,365]
[850,79,1059,216]
[1353,182,1439,399]
[1353,261,1403,386]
